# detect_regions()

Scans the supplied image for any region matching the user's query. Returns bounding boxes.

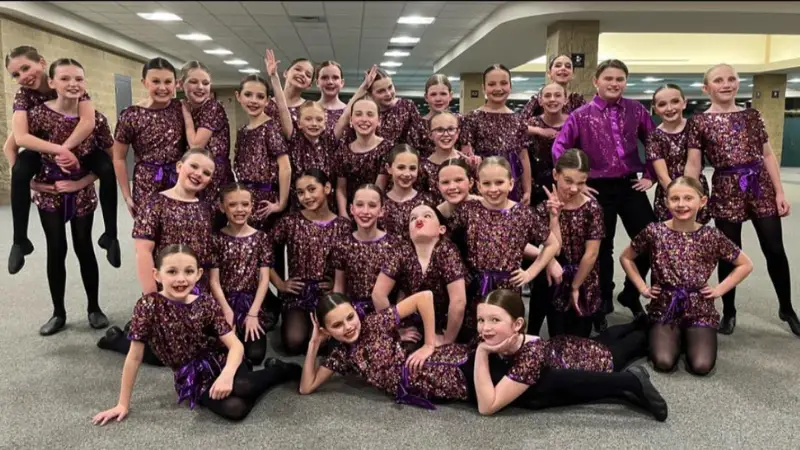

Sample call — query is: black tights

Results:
[12,150,117,246]
[281,309,311,356]
[239,329,267,366]
[39,210,100,317]
[593,322,649,369]
[715,217,794,317]
[649,325,717,376]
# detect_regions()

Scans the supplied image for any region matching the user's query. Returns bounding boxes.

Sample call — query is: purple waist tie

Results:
[396,365,436,410]
[478,270,512,297]
[227,291,256,327]
[42,160,89,223]
[554,264,580,302]
[352,297,374,318]
[174,354,223,409]
[296,280,321,311]
[718,160,763,199]
[139,161,178,186]
[660,285,700,324]
[241,180,274,192]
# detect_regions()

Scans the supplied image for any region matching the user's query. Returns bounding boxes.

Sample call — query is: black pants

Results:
[588,175,655,316]
[39,210,100,317]
[12,150,118,246]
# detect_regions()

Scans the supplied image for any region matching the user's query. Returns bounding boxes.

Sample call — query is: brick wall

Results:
[0,16,148,203]
[752,73,787,162]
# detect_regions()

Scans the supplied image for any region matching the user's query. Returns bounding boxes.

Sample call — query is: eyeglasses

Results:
[431,126,459,135]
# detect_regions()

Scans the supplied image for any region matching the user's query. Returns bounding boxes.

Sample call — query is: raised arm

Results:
[265,49,294,139]
[334,65,377,139]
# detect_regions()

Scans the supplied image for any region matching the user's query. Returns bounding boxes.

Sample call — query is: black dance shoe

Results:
[626,365,668,422]
[88,311,109,329]
[718,315,736,335]
[779,310,800,337]
[98,233,121,268]
[97,326,124,350]
[39,316,66,336]
[8,239,34,275]
[264,357,303,380]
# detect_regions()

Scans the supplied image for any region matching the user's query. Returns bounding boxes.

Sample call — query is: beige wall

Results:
[0,16,149,203]
[752,73,787,162]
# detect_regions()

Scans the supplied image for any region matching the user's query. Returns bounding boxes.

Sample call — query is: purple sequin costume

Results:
[631,222,741,328]
[381,238,467,330]
[270,213,352,311]
[417,154,475,205]
[414,112,465,157]
[128,292,232,408]
[322,306,470,407]
[211,231,273,329]
[460,110,529,201]
[264,98,299,126]
[379,191,438,240]
[132,193,213,291]
[324,107,345,133]
[191,99,231,204]
[527,116,563,198]
[232,119,288,229]
[114,99,186,209]
[534,199,605,315]
[343,98,423,147]
[686,110,777,223]
[519,92,586,123]
[13,87,91,112]
[645,127,710,223]
[286,130,340,211]
[334,139,394,206]
[505,336,614,385]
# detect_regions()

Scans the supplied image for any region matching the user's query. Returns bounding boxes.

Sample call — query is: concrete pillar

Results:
[458,73,484,114]
[545,20,600,101]
[751,73,786,163]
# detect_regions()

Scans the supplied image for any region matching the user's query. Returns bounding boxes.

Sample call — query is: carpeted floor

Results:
[1,169,799,449]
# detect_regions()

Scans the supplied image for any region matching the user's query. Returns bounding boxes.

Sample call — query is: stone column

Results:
[458,73,484,114]
[751,73,787,163]
[545,21,600,101]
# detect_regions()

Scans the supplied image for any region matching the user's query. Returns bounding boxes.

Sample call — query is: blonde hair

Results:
[667,176,706,197]
[478,156,512,179]
[703,63,738,85]
[180,60,210,81]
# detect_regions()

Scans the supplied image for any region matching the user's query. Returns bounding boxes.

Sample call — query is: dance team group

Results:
[3,44,797,424]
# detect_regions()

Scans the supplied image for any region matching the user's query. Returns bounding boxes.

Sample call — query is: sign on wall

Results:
[571,53,585,68]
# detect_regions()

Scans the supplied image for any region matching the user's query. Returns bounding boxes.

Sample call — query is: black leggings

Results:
[12,150,117,246]
[39,210,100,317]
[715,216,794,316]
[649,325,717,376]
[199,362,298,421]
[593,322,649,369]
[239,328,268,366]
[281,308,311,356]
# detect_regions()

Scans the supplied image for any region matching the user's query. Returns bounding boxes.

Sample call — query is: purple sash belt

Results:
[227,291,256,328]
[553,264,580,304]
[352,297,374,318]
[241,180,274,193]
[718,159,763,199]
[396,365,436,410]
[42,160,89,223]
[477,270,512,297]
[174,354,223,409]
[139,161,178,185]
[295,280,321,311]
[660,285,700,324]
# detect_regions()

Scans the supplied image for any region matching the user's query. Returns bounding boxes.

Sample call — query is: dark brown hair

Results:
[155,243,199,269]
[238,74,269,93]
[652,83,685,103]
[288,57,315,80]
[316,60,343,80]
[425,74,452,95]
[354,183,385,206]
[368,68,393,93]
[297,168,330,188]
[482,64,511,85]
[5,45,43,68]
[142,57,176,79]
[595,59,629,78]
[481,289,526,330]
[438,157,472,178]
[180,147,213,163]
[554,149,590,174]
[316,293,352,325]
[48,58,84,79]
[548,54,572,71]
[219,182,251,203]
[386,143,419,166]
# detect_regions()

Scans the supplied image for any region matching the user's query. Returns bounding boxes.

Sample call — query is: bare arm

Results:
[299,338,335,395]
[3,134,19,166]
[519,148,532,203]
[336,177,349,218]
[375,173,388,191]
[217,332,245,380]
[371,273,396,311]
[112,141,133,203]
[250,267,271,318]
[62,99,96,150]
[116,341,144,409]
[134,239,158,294]
[684,148,703,179]
[12,110,63,154]
[571,240,600,290]
[209,268,234,319]
[474,345,530,415]
[333,269,346,294]
[524,232,560,280]
[651,159,672,190]
[395,291,436,348]
[276,154,292,212]
[441,279,466,345]
[713,252,753,298]
[619,245,648,294]
[269,72,294,139]
[182,106,213,149]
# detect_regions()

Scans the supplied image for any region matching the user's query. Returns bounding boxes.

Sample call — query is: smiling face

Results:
[182,68,211,105]
[653,87,686,124]
[143,68,176,104]
[370,77,396,107]
[298,104,326,138]
[6,55,46,90]
[593,67,627,102]
[540,83,566,114]
[350,188,383,229]
[176,153,215,194]
[424,83,452,113]
[549,55,574,85]
[478,164,513,208]
[666,183,707,222]
[48,64,86,101]
[438,164,473,204]
[285,60,314,90]
[429,113,459,151]
[295,175,330,211]
[484,69,511,104]
[322,303,362,344]
[316,64,344,97]
[154,252,203,300]
[236,80,268,117]
[220,189,252,226]
[388,151,419,190]
[703,65,740,105]
[350,98,380,136]
[477,303,524,346]
[408,204,445,242]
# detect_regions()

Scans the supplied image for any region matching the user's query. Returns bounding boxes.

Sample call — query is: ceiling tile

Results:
[401,2,445,17]
[362,28,393,38]
[323,2,363,16]
[438,3,499,19]
[121,1,163,12]
[156,1,204,13]
[67,3,129,13]
[364,1,404,17]
[242,2,286,15]
[215,14,258,26]
[283,1,324,17]
[252,15,293,27]
[202,1,248,15]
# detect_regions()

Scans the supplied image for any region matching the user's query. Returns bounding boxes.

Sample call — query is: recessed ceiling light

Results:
[789,78,800,83]
[224,59,248,66]
[642,77,663,82]
[690,101,697,104]
[380,61,403,68]
[398,16,435,25]
[690,82,704,87]
[384,50,410,57]
[627,83,636,87]
[177,33,212,41]
[510,77,529,81]
[643,89,655,94]
[748,84,754,87]
[524,90,536,94]
[204,48,233,55]
[138,12,182,21]
[448,76,460,82]
[384,70,397,75]
[390,36,420,44]
[239,68,260,74]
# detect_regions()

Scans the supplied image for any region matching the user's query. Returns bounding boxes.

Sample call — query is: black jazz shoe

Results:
[88,311,110,329]
[779,310,800,337]
[98,233,122,268]
[626,365,668,422]
[39,316,66,336]
[8,239,34,275]
[718,315,736,335]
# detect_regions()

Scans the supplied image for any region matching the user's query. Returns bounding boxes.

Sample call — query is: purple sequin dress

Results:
[322,306,470,407]
[114,99,186,209]
[270,213,352,311]
[324,107,345,133]
[334,139,394,206]
[343,98,423,147]
[128,292,232,408]
[645,127,710,223]
[13,87,90,112]
[379,191,438,240]
[631,222,741,328]
[264,98,299,126]
[191,99,231,204]
[527,116,563,203]
[686,110,777,223]
[417,154,475,205]
[211,231,273,329]
[286,130,340,211]
[504,336,614,385]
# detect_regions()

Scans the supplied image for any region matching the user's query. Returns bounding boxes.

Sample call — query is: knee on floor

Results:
[650,356,678,373]
[686,358,715,377]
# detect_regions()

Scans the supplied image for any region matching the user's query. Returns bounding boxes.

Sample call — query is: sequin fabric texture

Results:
[191,99,231,203]
[128,292,231,396]
[270,214,352,311]
[114,99,187,208]
[233,119,288,225]
[379,191,438,240]
[334,139,394,205]
[518,92,586,123]
[331,233,404,305]
[322,307,469,401]
[535,199,605,314]
[504,335,613,385]
[344,98,424,147]
[417,154,475,205]
[211,231,272,327]
[686,110,777,223]
[264,99,299,126]
[324,107,345,132]
[631,222,741,328]
[381,238,467,330]
[12,87,90,112]
[645,127,711,223]
[460,110,530,201]
[527,116,563,185]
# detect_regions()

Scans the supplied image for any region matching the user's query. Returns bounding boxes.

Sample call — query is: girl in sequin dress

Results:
[264,56,314,127]
[414,74,468,157]
[527,83,570,206]
[5,46,120,274]
[460,64,532,205]
[519,54,586,124]
[332,185,404,315]
[379,144,436,239]
[270,170,351,355]
[209,184,272,367]
[178,61,232,207]
[621,177,753,375]
[315,60,347,132]
[25,59,109,336]
[472,289,666,420]
[646,84,709,224]
[419,112,474,204]
[113,58,187,219]
[93,245,301,424]
[685,63,800,337]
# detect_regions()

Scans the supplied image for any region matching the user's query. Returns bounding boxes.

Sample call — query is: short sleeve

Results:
[94,113,114,150]
[209,234,221,269]
[127,295,154,342]
[685,115,704,150]
[321,344,351,374]
[264,122,288,157]
[506,341,545,385]
[630,223,655,255]
[381,242,412,280]
[459,112,474,147]
[264,99,280,122]
[205,295,233,337]
[364,306,400,333]
[195,100,222,131]
[645,131,666,162]
[585,201,605,241]
[439,239,467,284]
[519,95,541,123]
[258,232,274,268]
[268,215,291,247]
[131,195,161,240]
[753,110,769,146]
[114,108,135,145]
[12,89,33,111]
[711,228,741,264]
[527,207,550,246]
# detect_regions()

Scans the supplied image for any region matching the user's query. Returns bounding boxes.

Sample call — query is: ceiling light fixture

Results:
[643,89,655,94]
[390,36,420,44]
[138,12,182,21]
[380,61,403,68]
[224,59,248,66]
[398,16,435,25]
[448,76,460,82]
[690,82,704,87]
[384,70,397,75]
[384,50,410,57]
[789,78,800,83]
[627,83,636,87]
[748,84,754,87]
[642,77,663,83]
[177,33,212,41]
[204,48,233,55]
[510,77,529,81]
[239,68,260,74]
